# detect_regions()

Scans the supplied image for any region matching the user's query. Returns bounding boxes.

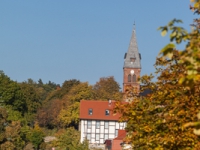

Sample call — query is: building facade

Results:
[79,100,126,144]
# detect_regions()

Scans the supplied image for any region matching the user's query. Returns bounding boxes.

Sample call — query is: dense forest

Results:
[0,71,122,150]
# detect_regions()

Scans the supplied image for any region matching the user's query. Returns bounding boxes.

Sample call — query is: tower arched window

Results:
[133,74,136,82]
[128,74,131,82]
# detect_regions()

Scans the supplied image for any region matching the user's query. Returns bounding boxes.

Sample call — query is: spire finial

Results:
[133,21,136,31]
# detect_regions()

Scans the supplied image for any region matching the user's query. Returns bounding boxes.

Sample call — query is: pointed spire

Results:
[123,24,141,69]
[133,21,136,31]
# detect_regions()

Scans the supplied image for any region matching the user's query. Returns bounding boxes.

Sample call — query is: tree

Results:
[114,1,200,149]
[52,127,89,150]
[0,108,26,150]
[27,122,44,150]
[65,82,94,103]
[61,79,80,96]
[58,102,80,129]
[0,71,25,112]
[42,79,80,103]
[5,121,25,149]
[93,76,122,100]
[37,99,62,128]
[17,82,42,127]
[0,107,8,145]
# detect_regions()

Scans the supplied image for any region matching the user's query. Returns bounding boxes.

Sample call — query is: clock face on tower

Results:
[130,70,134,75]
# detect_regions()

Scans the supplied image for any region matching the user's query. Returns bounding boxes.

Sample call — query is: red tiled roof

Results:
[79,100,121,121]
[114,130,126,140]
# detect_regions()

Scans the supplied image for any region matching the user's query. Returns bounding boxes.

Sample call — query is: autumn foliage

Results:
[114,0,200,149]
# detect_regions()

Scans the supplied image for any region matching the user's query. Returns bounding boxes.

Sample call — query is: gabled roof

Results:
[124,26,141,69]
[79,100,121,121]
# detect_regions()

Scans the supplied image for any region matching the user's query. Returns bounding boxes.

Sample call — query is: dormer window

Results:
[105,110,110,116]
[130,57,135,62]
[88,109,93,115]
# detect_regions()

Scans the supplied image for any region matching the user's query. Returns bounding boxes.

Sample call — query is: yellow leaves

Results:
[33,122,43,132]
[143,126,152,132]
[177,110,185,116]
[117,13,200,149]
[194,2,199,8]
[159,43,175,59]
[187,69,197,75]
[161,29,167,37]
[193,129,200,135]
[58,102,80,127]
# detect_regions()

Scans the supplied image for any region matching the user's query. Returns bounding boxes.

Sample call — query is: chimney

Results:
[108,99,112,105]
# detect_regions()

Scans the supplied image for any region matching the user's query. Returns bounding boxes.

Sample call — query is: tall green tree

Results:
[19,82,42,125]
[0,71,25,112]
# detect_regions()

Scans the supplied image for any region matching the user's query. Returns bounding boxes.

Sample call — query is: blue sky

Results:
[0,1,195,88]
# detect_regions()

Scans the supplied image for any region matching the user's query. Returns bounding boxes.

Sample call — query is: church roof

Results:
[124,26,141,69]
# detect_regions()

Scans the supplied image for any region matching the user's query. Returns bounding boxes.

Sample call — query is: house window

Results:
[87,133,91,140]
[105,121,109,129]
[96,134,100,140]
[105,110,110,116]
[88,109,93,115]
[104,133,109,140]
[128,74,131,82]
[133,74,136,82]
[115,129,118,137]
[87,121,91,128]
[96,121,100,129]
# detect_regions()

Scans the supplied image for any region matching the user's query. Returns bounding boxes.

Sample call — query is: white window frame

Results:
[105,110,110,116]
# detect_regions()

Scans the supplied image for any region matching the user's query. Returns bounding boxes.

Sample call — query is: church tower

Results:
[123,25,141,92]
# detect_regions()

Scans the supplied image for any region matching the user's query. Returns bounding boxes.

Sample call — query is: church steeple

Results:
[123,25,141,93]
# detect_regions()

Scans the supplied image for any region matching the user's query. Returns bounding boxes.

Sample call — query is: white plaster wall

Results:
[100,139,104,143]
[92,120,95,125]
[109,121,115,125]
[80,120,85,142]
[100,125,104,132]
[87,128,91,132]
[100,121,104,125]
[109,134,115,139]
[109,125,115,133]
[96,129,100,133]
[116,122,119,129]
[105,129,108,133]
[91,139,95,143]
[92,125,95,131]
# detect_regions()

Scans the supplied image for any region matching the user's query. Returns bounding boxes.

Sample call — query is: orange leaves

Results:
[115,24,200,149]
